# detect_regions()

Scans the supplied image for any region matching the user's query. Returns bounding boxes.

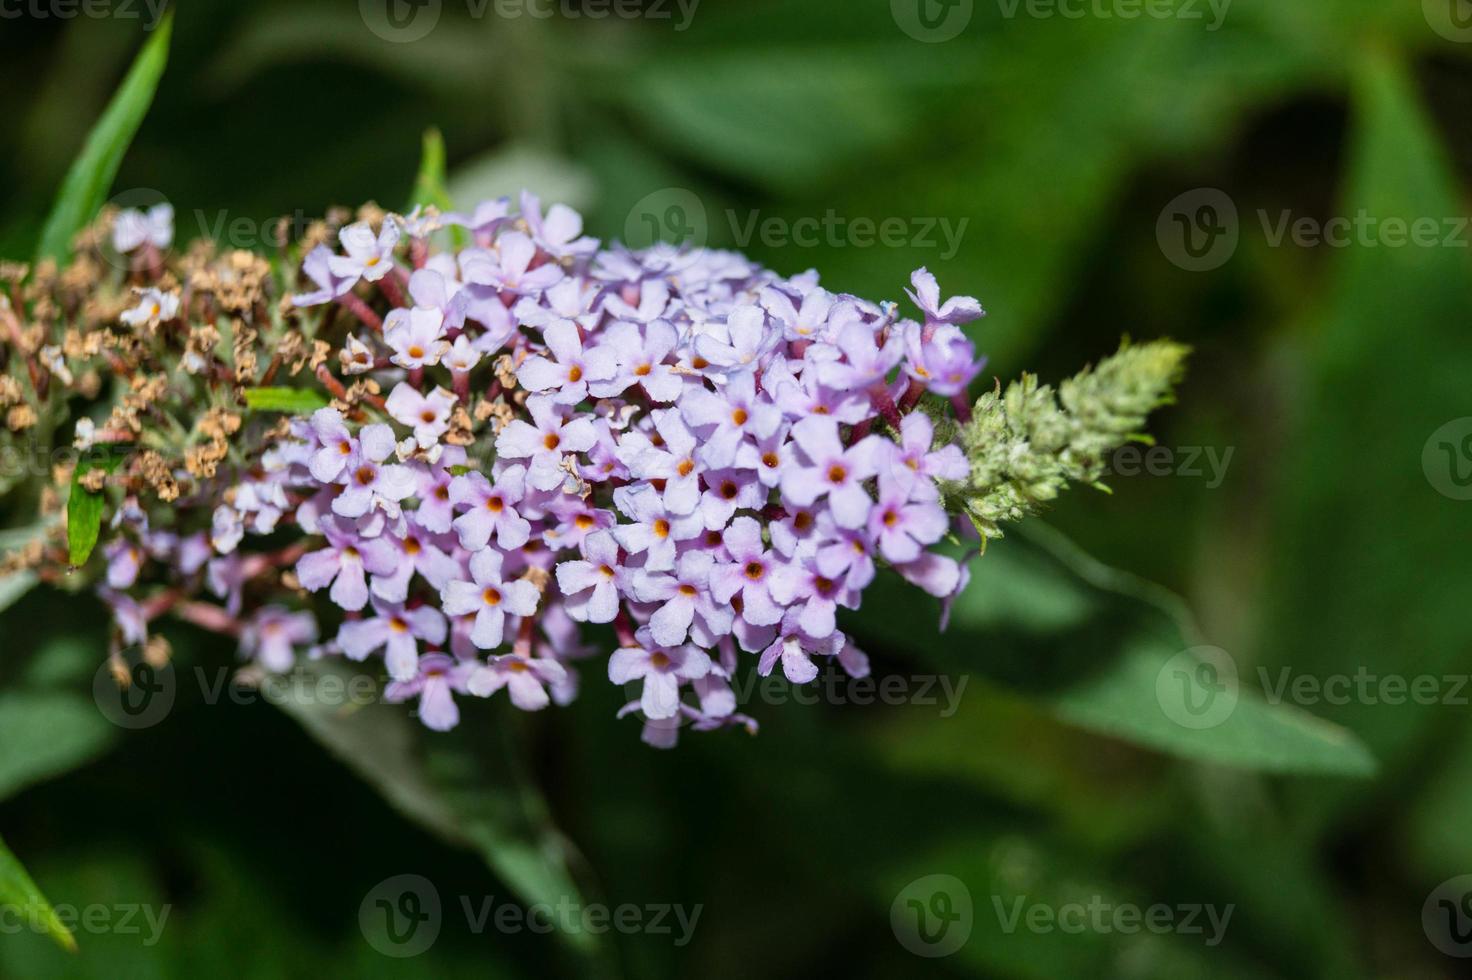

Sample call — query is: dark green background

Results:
[1,1,1470,977]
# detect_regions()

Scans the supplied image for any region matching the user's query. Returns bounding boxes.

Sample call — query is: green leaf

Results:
[408,127,450,212]
[854,524,1375,776]
[1258,50,1472,824]
[34,12,173,262]
[242,387,328,414]
[0,833,74,952]
[66,450,128,568]
[272,661,606,964]
[0,691,116,803]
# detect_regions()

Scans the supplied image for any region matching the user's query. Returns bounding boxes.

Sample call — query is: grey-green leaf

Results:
[35,12,173,263]
[0,833,75,952]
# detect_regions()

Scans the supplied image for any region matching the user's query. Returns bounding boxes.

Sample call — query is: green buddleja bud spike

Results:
[955,338,1189,541]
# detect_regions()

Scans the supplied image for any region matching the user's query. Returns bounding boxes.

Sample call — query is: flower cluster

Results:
[267,194,985,741]
[0,193,1179,746]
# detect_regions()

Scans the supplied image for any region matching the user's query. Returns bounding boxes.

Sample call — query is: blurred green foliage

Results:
[2,0,1471,977]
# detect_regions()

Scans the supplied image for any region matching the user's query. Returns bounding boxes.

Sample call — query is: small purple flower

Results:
[780,416,884,528]
[516,319,617,404]
[338,599,448,681]
[460,231,563,295]
[296,516,398,612]
[412,447,466,535]
[868,490,948,564]
[906,267,985,326]
[589,320,684,403]
[554,530,625,624]
[757,631,823,685]
[693,304,779,373]
[495,395,598,492]
[104,538,143,590]
[610,483,702,572]
[292,245,353,306]
[468,654,569,711]
[331,424,416,520]
[815,321,903,392]
[520,191,598,260]
[696,468,762,531]
[384,306,449,370]
[679,370,781,469]
[761,285,835,342]
[768,559,853,639]
[617,409,700,515]
[881,412,970,500]
[608,640,712,721]
[449,465,531,551]
[709,516,786,627]
[386,383,457,449]
[113,203,173,254]
[329,220,399,284]
[370,527,461,604]
[440,549,540,650]
[903,321,983,397]
[385,653,473,731]
[628,550,732,647]
[308,407,360,484]
[240,607,318,673]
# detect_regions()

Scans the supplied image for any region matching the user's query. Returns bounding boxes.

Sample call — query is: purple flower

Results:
[709,516,786,627]
[445,197,511,244]
[815,321,902,392]
[460,231,563,295]
[610,483,702,572]
[554,530,625,624]
[308,407,360,484]
[906,267,984,326]
[880,412,970,500]
[617,409,700,515]
[338,599,448,681]
[768,559,853,639]
[521,191,598,260]
[240,607,319,673]
[113,203,173,254]
[516,319,617,404]
[370,527,461,604]
[589,320,684,403]
[385,653,473,731]
[757,631,823,684]
[868,491,947,564]
[412,447,466,534]
[104,538,143,590]
[293,245,353,306]
[386,383,457,449]
[449,465,531,551]
[440,549,540,650]
[679,370,781,469]
[903,321,983,397]
[608,641,712,721]
[495,395,598,492]
[468,653,569,711]
[628,550,732,647]
[696,468,762,531]
[384,307,449,370]
[761,285,835,342]
[329,220,399,284]
[780,416,884,528]
[331,424,416,520]
[296,516,398,612]
[693,304,779,373]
